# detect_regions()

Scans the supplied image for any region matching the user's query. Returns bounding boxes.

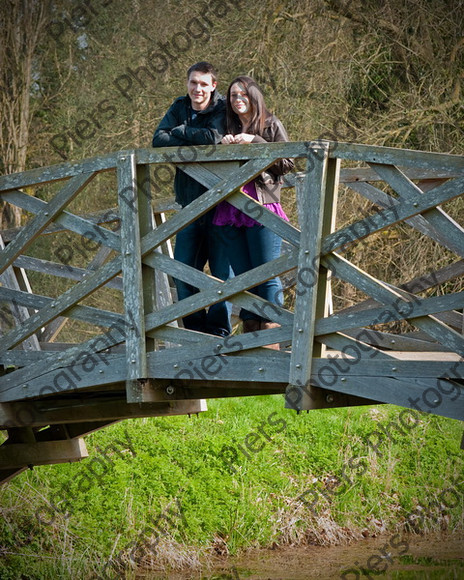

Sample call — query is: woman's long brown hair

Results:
[225,76,271,137]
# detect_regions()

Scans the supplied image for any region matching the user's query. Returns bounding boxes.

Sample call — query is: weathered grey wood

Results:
[142,380,287,401]
[39,244,119,343]
[288,149,333,407]
[133,163,176,401]
[136,165,177,350]
[0,277,128,398]
[12,255,123,290]
[306,373,463,421]
[42,207,118,237]
[0,287,124,330]
[136,164,158,315]
[435,310,463,332]
[0,350,289,403]
[139,379,377,409]
[0,256,122,354]
[0,190,120,251]
[11,263,36,317]
[317,331,394,360]
[179,161,238,188]
[0,142,459,195]
[146,212,177,350]
[179,161,301,246]
[147,254,295,327]
[323,176,464,254]
[203,160,242,180]
[150,325,293,358]
[332,142,464,173]
[0,356,127,403]
[323,253,464,356]
[0,140,463,481]
[342,328,449,352]
[339,167,462,183]
[368,164,464,257]
[315,291,464,336]
[144,251,218,295]
[0,351,54,366]
[0,398,206,429]
[0,173,95,275]
[145,250,296,326]
[0,322,294,397]
[140,158,282,258]
[314,357,464,378]
[31,341,124,351]
[0,150,125,192]
[117,155,148,401]
[0,236,40,352]
[333,259,464,319]
[1,343,109,366]
[283,172,304,189]
[0,438,88,468]
[144,250,297,333]
[147,352,292,382]
[0,207,121,242]
[152,213,176,313]
[138,142,323,165]
[147,324,202,345]
[347,180,464,257]
[369,162,449,198]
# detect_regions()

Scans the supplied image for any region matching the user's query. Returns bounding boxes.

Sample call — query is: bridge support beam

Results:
[287,146,341,410]
[0,396,207,429]
[0,438,88,469]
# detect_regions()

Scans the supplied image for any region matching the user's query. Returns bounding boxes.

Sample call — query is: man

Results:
[152,61,232,337]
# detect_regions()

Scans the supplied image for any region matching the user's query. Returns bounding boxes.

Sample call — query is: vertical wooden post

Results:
[152,212,176,312]
[117,153,147,402]
[136,163,157,353]
[286,145,340,411]
[135,164,177,353]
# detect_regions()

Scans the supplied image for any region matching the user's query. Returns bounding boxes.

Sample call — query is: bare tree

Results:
[0,0,51,227]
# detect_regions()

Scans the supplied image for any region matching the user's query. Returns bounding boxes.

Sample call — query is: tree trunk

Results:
[0,0,50,228]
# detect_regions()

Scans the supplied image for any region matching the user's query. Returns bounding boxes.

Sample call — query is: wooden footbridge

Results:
[0,141,463,484]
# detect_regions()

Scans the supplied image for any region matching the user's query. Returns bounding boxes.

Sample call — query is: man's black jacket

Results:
[152,91,226,207]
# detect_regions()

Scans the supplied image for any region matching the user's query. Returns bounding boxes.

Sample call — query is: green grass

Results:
[1,396,463,578]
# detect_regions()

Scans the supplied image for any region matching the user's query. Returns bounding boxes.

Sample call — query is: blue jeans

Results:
[219,224,283,322]
[174,210,232,336]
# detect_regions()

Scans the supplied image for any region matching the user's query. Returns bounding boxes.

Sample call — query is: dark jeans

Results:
[174,210,232,336]
[219,224,283,322]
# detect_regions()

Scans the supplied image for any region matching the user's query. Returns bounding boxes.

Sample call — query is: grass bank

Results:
[1,395,463,579]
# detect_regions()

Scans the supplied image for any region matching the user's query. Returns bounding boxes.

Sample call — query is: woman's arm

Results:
[261,117,295,176]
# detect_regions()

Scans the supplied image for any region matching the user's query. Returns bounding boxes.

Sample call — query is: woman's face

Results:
[229,82,251,116]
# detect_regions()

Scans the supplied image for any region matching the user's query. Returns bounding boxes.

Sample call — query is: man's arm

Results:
[170,109,225,145]
[152,100,189,147]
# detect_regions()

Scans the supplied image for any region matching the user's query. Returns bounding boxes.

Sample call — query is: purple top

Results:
[213,181,288,228]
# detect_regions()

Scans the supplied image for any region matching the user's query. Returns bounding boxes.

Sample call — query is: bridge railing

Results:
[0,141,463,428]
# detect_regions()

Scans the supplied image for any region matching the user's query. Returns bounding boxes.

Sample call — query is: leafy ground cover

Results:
[1,395,463,578]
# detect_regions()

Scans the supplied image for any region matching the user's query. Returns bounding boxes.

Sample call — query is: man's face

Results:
[187,71,217,111]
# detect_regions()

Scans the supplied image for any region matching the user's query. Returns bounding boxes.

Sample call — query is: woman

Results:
[213,76,294,345]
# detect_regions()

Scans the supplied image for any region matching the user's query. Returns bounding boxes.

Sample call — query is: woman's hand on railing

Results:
[221,133,256,145]
[221,134,236,144]
[234,133,255,144]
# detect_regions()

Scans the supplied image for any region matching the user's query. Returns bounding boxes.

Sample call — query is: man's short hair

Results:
[187,61,218,83]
